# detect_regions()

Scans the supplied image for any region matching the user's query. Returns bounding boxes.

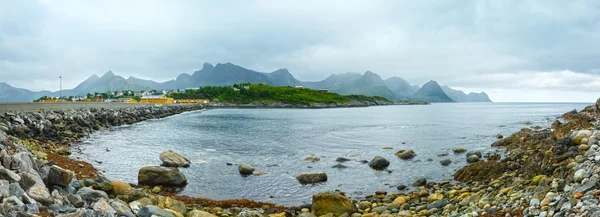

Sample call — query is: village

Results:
[35,88,210,105]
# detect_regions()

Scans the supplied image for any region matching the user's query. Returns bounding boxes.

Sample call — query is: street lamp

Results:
[59,76,62,100]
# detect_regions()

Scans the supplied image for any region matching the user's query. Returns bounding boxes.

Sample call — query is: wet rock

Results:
[453,148,467,153]
[413,178,427,187]
[111,180,132,195]
[396,185,407,190]
[336,157,351,162]
[296,172,327,184]
[496,134,503,139]
[304,155,320,162]
[439,159,452,166]
[368,156,390,170]
[331,164,348,169]
[466,151,482,158]
[395,150,416,160]
[48,165,73,187]
[138,166,187,186]
[238,164,255,176]
[467,155,480,163]
[312,192,354,216]
[159,150,191,167]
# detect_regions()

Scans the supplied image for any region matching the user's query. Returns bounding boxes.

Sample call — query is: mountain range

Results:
[0,62,491,102]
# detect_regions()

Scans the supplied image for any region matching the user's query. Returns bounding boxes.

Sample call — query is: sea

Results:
[72,102,589,206]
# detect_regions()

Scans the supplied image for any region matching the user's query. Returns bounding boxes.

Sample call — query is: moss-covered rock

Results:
[138,166,187,186]
[311,192,354,216]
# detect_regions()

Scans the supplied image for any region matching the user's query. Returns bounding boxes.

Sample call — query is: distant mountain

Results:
[442,86,492,102]
[0,62,491,102]
[413,80,454,102]
[385,77,416,99]
[329,71,397,100]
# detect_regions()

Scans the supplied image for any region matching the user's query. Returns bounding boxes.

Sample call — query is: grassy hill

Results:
[169,84,391,105]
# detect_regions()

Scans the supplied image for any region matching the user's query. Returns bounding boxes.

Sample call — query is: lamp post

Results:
[59,76,62,100]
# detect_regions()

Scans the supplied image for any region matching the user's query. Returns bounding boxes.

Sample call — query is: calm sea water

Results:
[73,103,588,205]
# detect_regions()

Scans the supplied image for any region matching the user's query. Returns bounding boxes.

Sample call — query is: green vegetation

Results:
[169,84,391,105]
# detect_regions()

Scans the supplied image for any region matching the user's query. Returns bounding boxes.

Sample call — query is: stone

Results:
[110,200,134,216]
[311,192,354,216]
[138,166,187,186]
[93,175,114,192]
[427,199,447,209]
[0,166,21,182]
[541,192,557,206]
[304,156,320,162]
[336,157,351,162]
[439,159,452,166]
[48,165,73,187]
[580,144,591,151]
[368,156,390,170]
[137,205,176,217]
[0,180,8,199]
[331,164,348,169]
[160,150,191,167]
[395,150,416,160]
[27,184,52,205]
[396,185,406,190]
[67,194,84,208]
[18,171,44,191]
[466,155,480,163]
[11,152,35,173]
[413,178,427,187]
[496,134,503,139]
[238,164,255,176]
[76,187,109,203]
[296,172,328,184]
[572,130,592,145]
[93,198,117,215]
[157,196,187,215]
[188,210,218,217]
[239,211,265,217]
[453,148,467,153]
[466,151,482,158]
[574,169,587,182]
[111,180,133,195]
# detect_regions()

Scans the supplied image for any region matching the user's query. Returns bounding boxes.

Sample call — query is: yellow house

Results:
[140,96,174,104]
[112,98,138,104]
[41,99,59,103]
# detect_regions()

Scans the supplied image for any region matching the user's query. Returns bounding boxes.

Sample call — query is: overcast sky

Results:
[1,0,600,102]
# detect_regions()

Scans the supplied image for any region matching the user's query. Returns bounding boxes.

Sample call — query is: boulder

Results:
[92,198,117,216]
[0,166,21,182]
[0,180,10,199]
[11,152,36,173]
[238,164,255,176]
[311,192,354,216]
[76,187,109,203]
[188,210,217,217]
[138,166,187,186]
[67,194,84,208]
[137,205,176,217]
[296,172,328,184]
[111,180,133,195]
[395,150,416,160]
[110,199,134,217]
[413,178,427,187]
[453,148,467,153]
[466,151,482,158]
[496,134,504,139]
[304,155,320,162]
[19,171,44,190]
[48,165,73,187]
[157,196,187,215]
[439,159,452,166]
[93,175,114,192]
[467,155,480,163]
[335,157,350,162]
[160,150,191,167]
[368,156,390,170]
[571,130,593,145]
[27,184,52,205]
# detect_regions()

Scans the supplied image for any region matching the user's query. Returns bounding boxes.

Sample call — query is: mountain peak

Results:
[414,80,453,102]
[101,71,114,78]
[203,62,214,70]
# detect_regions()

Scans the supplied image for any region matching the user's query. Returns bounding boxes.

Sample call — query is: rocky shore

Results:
[0,99,599,217]
[206,100,427,109]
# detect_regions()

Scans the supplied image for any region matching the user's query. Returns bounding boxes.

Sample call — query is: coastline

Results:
[205,100,429,109]
[0,100,598,216]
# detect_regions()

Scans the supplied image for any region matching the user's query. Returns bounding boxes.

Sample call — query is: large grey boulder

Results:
[0,166,21,182]
[27,184,52,205]
[48,165,73,187]
[296,172,328,184]
[92,198,117,216]
[137,166,187,186]
[159,150,191,167]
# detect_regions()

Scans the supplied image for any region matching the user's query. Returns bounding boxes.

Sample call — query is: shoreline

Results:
[0,100,598,216]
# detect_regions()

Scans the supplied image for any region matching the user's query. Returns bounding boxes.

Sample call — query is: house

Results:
[140,96,174,104]
[113,98,137,103]
[233,87,240,91]
[295,86,304,89]
[318,89,329,93]
[243,86,250,90]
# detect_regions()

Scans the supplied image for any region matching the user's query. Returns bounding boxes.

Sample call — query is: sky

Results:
[1,0,600,102]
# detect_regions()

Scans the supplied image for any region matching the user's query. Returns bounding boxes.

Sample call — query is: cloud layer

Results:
[1,0,600,102]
